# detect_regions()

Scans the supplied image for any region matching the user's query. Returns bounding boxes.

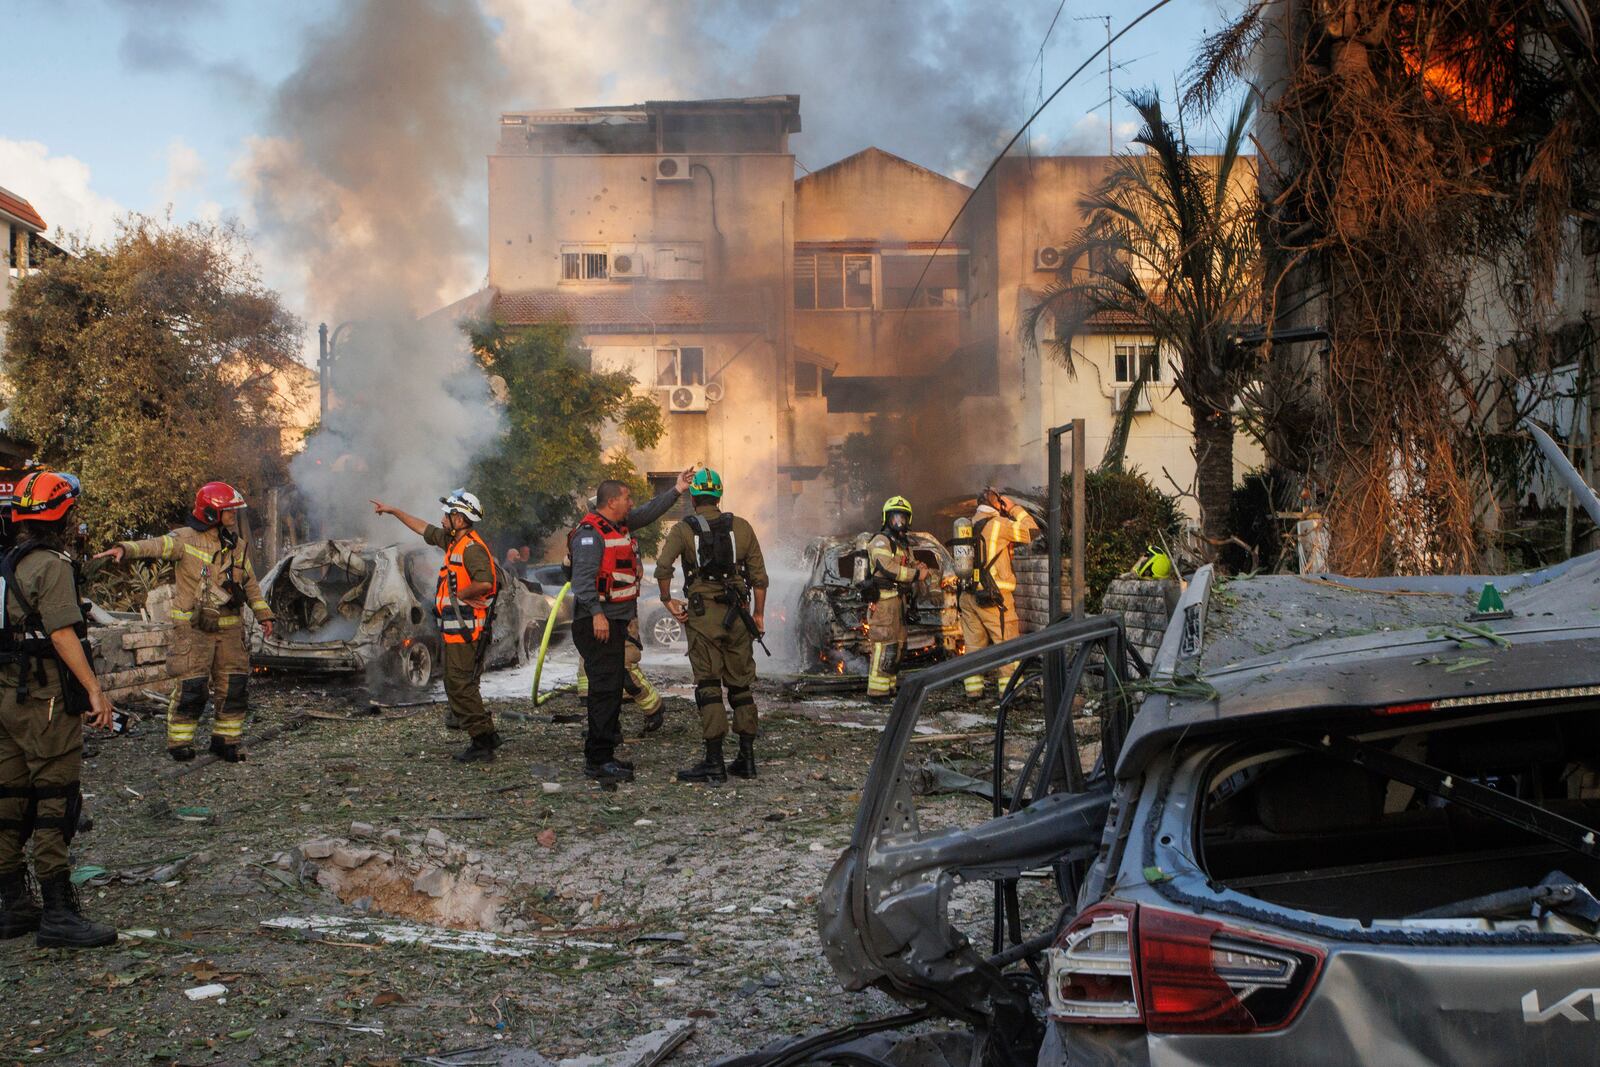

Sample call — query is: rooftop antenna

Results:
[1075,14,1113,156]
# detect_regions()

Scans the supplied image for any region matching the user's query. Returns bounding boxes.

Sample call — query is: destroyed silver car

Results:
[796,531,960,670]
[255,540,549,690]
[807,533,1600,1062]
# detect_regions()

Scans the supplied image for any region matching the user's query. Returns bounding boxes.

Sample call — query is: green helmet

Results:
[690,467,724,499]
[882,495,913,525]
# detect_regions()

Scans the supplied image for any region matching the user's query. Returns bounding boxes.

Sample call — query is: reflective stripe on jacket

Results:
[434,529,498,644]
[571,512,641,604]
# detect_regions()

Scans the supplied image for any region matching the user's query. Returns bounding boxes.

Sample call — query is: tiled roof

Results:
[0,187,45,231]
[492,285,768,332]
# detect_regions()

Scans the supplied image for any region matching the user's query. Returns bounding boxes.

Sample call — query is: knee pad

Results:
[175,676,210,716]
[694,683,723,709]
[27,782,81,845]
[726,685,756,709]
[223,674,249,713]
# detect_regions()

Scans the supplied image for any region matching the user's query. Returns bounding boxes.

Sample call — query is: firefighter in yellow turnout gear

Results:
[96,482,273,762]
[864,496,929,703]
[575,621,663,733]
[956,489,1039,699]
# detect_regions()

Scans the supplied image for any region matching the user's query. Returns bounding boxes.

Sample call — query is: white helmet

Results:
[440,488,483,524]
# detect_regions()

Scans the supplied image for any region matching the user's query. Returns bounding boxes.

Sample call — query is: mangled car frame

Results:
[796,531,961,670]
[802,548,1600,1065]
[255,540,548,690]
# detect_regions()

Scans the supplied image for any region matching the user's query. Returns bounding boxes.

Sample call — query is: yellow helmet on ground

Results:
[882,495,913,526]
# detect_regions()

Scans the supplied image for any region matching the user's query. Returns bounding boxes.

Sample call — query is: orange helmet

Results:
[12,470,82,524]
[193,481,247,525]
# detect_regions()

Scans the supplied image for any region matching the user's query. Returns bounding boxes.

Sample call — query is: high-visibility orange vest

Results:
[435,529,498,644]
[569,512,641,603]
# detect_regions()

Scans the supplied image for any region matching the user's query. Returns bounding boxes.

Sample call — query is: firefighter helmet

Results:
[882,495,913,526]
[193,481,247,525]
[689,468,724,499]
[12,470,81,524]
[440,489,483,524]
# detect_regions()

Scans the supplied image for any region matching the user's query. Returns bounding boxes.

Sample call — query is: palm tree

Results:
[1025,91,1262,554]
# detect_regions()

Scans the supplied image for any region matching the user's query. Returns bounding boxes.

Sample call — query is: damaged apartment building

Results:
[475,96,1261,536]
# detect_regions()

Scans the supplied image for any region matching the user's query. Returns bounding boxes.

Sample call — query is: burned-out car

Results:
[255,540,550,690]
[806,547,1600,1065]
[796,531,961,670]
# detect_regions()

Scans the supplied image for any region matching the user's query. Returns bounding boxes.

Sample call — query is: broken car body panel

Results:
[797,531,960,669]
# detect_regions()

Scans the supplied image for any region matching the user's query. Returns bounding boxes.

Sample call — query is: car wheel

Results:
[401,641,433,689]
[648,610,683,648]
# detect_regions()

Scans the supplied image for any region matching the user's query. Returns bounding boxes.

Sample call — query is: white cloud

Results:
[157,137,206,207]
[0,139,125,244]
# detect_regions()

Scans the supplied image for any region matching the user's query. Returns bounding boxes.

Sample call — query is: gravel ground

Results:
[0,649,1047,1065]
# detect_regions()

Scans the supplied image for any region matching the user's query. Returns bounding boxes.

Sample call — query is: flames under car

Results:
[254,540,550,691]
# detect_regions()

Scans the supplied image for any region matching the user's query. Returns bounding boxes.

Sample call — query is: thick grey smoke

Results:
[239,0,508,538]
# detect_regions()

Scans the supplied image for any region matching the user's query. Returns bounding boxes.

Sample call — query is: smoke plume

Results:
[240,0,507,537]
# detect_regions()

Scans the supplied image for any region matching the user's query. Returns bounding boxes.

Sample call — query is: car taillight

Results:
[1047,904,1324,1034]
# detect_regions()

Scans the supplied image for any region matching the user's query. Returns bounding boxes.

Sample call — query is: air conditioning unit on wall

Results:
[1034,245,1070,271]
[609,245,646,278]
[655,156,692,182]
[1111,386,1153,414]
[668,385,707,413]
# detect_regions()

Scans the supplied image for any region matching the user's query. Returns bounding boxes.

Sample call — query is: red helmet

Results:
[12,470,81,524]
[193,481,247,525]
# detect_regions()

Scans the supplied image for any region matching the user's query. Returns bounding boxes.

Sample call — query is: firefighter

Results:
[575,624,664,734]
[655,468,769,784]
[371,491,501,763]
[958,488,1039,699]
[864,496,929,703]
[95,482,274,762]
[0,471,118,948]
[568,468,694,783]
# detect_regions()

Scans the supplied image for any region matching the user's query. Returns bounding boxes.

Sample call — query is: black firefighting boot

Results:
[0,869,40,939]
[727,735,757,780]
[676,738,727,784]
[641,709,665,735]
[454,732,499,764]
[35,873,116,949]
[168,745,196,762]
[208,736,245,763]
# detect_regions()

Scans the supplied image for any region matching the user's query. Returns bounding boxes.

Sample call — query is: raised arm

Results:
[370,500,429,538]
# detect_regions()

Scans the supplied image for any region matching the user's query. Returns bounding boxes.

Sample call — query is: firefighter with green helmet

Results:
[864,495,929,702]
[655,468,769,783]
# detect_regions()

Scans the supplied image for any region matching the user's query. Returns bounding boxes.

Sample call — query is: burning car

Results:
[796,531,960,670]
[254,540,550,690]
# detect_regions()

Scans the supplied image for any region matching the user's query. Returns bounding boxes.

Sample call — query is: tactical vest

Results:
[569,512,641,603]
[0,542,94,710]
[435,529,499,644]
[680,513,743,585]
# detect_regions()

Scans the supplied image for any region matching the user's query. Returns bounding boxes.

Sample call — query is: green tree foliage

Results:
[466,321,665,553]
[1079,467,1182,612]
[1025,91,1261,555]
[2,216,303,542]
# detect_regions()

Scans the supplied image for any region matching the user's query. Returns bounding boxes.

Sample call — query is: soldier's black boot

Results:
[0,869,40,939]
[728,735,757,780]
[676,738,727,784]
[35,873,116,949]
[454,732,499,764]
[208,736,245,763]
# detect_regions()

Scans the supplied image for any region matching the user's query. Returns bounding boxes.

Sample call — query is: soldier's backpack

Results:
[683,513,741,583]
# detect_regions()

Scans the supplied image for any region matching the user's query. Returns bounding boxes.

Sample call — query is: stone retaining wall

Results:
[88,620,176,702]
[1100,577,1180,665]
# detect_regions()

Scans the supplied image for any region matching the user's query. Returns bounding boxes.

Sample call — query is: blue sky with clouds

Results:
[3,0,1242,324]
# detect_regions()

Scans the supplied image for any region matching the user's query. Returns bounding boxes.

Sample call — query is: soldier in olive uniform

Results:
[0,471,118,949]
[655,469,769,783]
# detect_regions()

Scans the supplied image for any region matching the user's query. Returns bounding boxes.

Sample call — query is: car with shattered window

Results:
[796,469,1600,1067]
[253,540,551,692]
[795,531,962,671]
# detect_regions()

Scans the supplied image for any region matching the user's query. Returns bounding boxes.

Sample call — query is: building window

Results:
[794,360,834,397]
[882,251,967,309]
[1114,342,1161,384]
[794,252,873,310]
[656,347,705,387]
[561,245,609,281]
